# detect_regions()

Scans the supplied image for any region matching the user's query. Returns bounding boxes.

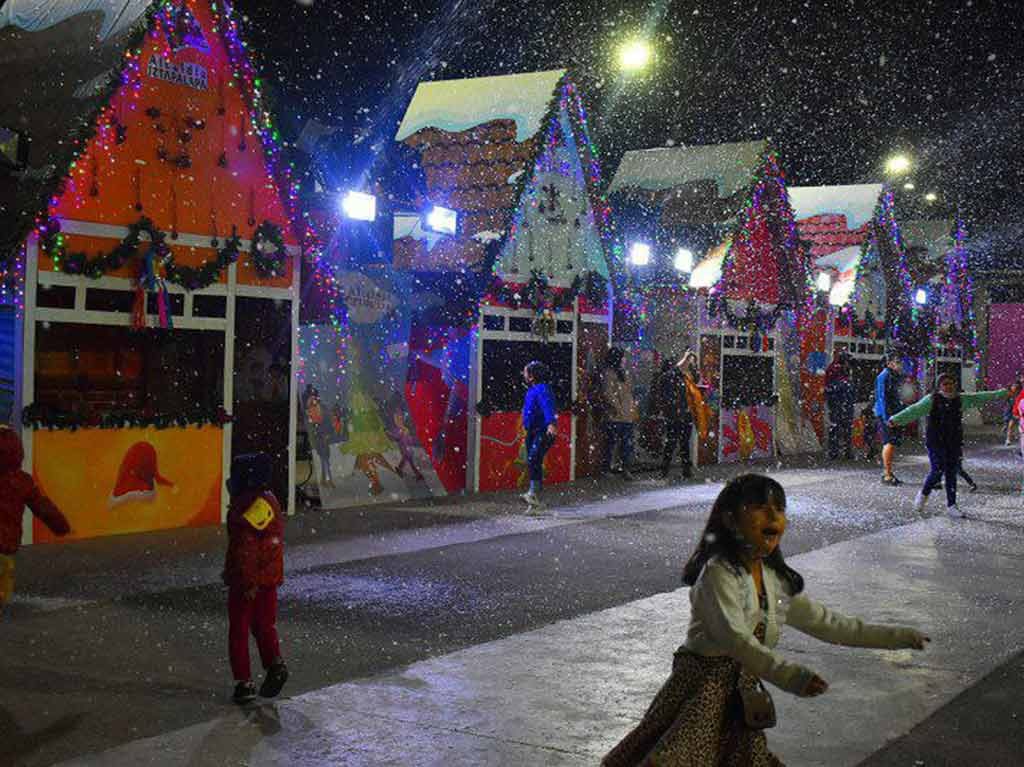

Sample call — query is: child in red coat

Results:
[223,452,288,703]
[0,426,70,612]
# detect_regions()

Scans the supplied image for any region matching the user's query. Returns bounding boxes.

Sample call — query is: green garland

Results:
[22,402,232,431]
[39,216,242,290]
[251,220,287,277]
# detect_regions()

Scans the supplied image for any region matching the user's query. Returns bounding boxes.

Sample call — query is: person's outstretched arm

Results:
[960,388,1009,411]
[889,395,932,427]
[785,592,927,649]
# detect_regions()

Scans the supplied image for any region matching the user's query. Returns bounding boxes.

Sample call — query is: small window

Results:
[37,284,76,309]
[766,337,775,351]
[85,289,134,313]
[723,335,735,349]
[483,314,504,331]
[193,294,227,318]
[509,317,532,333]
[736,335,748,350]
[556,320,573,334]
[145,292,185,316]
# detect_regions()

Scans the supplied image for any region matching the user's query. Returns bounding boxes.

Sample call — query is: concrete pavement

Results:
[48,462,1024,765]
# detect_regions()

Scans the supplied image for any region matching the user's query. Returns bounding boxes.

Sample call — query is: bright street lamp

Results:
[628,241,651,266]
[924,192,938,203]
[885,154,911,175]
[673,247,694,273]
[617,39,651,72]
[903,181,915,191]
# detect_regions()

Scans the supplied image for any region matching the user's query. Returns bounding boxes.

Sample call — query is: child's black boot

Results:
[260,661,289,698]
[233,680,257,704]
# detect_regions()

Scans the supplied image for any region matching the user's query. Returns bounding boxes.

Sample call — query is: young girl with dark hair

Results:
[603,473,928,766]
[890,374,1006,518]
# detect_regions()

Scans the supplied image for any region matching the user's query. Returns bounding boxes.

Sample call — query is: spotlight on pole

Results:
[425,205,458,235]
[617,39,651,72]
[628,241,651,266]
[816,271,832,292]
[915,287,928,305]
[341,190,377,222]
[673,247,694,273]
[885,154,911,175]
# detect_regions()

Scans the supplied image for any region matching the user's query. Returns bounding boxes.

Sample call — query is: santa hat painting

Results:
[109,442,174,507]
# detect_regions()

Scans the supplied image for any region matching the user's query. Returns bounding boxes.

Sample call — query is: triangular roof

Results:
[0,0,315,282]
[0,0,151,41]
[609,140,767,198]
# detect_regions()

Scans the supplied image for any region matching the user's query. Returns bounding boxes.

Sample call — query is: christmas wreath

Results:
[251,221,287,278]
[38,217,242,291]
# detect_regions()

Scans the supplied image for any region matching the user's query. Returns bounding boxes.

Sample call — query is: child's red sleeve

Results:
[24,481,70,536]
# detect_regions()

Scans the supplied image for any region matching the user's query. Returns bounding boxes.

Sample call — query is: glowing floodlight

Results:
[915,287,929,305]
[924,191,938,202]
[618,39,651,71]
[816,271,832,292]
[341,190,377,221]
[903,181,915,191]
[629,241,651,266]
[425,205,458,235]
[885,154,911,175]
[674,247,694,273]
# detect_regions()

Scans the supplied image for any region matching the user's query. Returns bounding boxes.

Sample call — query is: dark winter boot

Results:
[259,662,289,699]
[233,680,257,704]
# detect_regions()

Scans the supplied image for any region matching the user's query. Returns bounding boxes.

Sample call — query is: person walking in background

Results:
[875,353,905,485]
[601,347,638,481]
[657,351,699,480]
[890,373,1006,518]
[520,360,558,510]
[602,474,929,766]
[223,452,289,704]
[0,426,70,614]
[1013,385,1024,503]
[1004,375,1022,447]
[825,349,855,460]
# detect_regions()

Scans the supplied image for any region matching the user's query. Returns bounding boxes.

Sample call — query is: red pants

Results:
[228,586,281,681]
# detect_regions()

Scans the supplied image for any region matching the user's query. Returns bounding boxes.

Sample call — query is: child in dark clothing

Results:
[223,452,288,703]
[0,426,70,612]
[890,374,1005,518]
[520,360,558,511]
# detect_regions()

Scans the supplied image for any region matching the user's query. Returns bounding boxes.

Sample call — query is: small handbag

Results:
[739,678,777,729]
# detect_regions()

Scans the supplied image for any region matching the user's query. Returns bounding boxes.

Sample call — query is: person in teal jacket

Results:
[890,373,1007,517]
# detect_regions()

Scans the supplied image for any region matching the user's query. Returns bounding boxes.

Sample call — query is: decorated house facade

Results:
[393,70,614,491]
[0,0,308,542]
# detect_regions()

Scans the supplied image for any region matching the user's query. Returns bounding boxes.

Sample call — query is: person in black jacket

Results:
[824,350,855,460]
[655,355,696,480]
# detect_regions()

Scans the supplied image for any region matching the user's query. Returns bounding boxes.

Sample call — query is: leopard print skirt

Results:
[602,640,784,767]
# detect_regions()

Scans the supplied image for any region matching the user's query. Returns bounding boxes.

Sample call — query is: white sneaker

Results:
[521,492,541,507]
[912,491,927,514]
[946,503,965,519]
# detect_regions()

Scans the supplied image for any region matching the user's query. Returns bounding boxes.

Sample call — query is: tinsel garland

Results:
[485,270,607,313]
[23,402,232,431]
[708,295,788,333]
[39,216,242,290]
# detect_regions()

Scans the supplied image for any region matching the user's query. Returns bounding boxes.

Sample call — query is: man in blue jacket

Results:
[875,353,904,486]
[521,361,558,509]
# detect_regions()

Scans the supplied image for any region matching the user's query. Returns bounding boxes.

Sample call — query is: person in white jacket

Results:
[604,473,929,767]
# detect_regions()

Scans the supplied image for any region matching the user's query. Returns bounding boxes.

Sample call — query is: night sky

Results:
[234,0,1023,232]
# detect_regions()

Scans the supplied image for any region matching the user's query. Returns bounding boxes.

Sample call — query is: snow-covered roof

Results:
[902,219,953,261]
[609,140,767,198]
[0,0,151,41]
[814,244,861,273]
[395,69,566,143]
[789,184,882,230]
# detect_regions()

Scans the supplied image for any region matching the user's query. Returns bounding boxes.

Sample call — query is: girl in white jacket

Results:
[604,473,929,766]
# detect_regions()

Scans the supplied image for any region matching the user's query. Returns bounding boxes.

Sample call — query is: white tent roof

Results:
[395,69,566,143]
[902,218,954,261]
[609,140,767,198]
[814,244,861,273]
[0,0,151,41]
[788,184,882,229]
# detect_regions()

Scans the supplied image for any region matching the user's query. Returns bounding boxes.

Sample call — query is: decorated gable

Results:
[38,0,297,289]
[494,87,609,285]
[846,189,913,332]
